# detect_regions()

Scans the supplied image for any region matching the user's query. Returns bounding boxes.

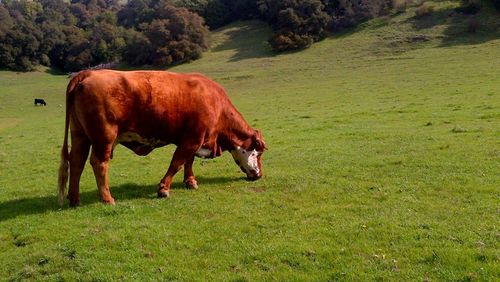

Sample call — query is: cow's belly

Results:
[195,148,213,158]
[115,132,168,156]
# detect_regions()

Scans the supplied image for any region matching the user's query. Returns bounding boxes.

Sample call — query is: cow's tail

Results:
[58,72,85,206]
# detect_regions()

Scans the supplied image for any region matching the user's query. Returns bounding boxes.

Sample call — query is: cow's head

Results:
[231,130,267,181]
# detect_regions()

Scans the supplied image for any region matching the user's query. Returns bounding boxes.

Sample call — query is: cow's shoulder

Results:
[182,73,227,95]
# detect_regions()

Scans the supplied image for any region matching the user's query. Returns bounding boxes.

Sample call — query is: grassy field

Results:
[1,1,499,280]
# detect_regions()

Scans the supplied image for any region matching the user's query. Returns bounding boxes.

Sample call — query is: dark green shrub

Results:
[260,0,330,51]
[491,0,500,11]
[139,2,209,66]
[467,18,480,33]
[324,0,391,31]
[455,0,481,14]
[0,0,210,71]
[171,0,258,29]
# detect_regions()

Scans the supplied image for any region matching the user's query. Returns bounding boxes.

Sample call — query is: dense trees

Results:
[258,0,330,51]
[1,0,497,72]
[170,0,258,29]
[119,0,209,66]
[494,0,500,10]
[0,0,398,71]
[259,0,391,51]
[0,0,208,71]
[173,0,392,51]
[324,0,391,30]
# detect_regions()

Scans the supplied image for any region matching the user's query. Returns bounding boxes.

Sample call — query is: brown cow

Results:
[57,70,267,206]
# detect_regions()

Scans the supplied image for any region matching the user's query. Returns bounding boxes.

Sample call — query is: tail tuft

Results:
[57,150,69,207]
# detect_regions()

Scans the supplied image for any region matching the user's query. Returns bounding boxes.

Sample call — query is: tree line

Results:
[0,0,396,71]
[3,0,496,72]
[0,0,209,71]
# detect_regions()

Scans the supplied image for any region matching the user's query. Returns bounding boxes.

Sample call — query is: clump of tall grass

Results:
[456,0,482,14]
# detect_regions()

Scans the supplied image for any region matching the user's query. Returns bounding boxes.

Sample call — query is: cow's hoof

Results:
[157,189,170,198]
[69,201,80,208]
[184,178,198,190]
[102,198,115,205]
[67,194,80,207]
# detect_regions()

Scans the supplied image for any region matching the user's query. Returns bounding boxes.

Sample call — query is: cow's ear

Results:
[253,130,268,151]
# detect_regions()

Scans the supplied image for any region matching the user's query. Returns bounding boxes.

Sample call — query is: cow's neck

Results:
[220,107,254,151]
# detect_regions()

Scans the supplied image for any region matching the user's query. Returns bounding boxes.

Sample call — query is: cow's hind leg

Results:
[90,141,115,205]
[158,141,201,197]
[68,134,91,207]
[184,156,198,189]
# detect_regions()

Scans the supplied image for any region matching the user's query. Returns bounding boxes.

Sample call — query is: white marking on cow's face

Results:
[230,146,261,179]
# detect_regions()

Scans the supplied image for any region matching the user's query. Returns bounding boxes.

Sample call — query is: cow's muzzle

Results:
[246,171,262,181]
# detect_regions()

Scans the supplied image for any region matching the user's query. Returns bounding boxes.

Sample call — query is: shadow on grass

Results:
[439,12,500,47]
[211,20,275,62]
[44,67,68,76]
[403,6,500,47]
[0,176,239,222]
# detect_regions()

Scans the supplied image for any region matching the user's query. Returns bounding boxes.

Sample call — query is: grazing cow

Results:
[58,70,267,206]
[34,98,46,106]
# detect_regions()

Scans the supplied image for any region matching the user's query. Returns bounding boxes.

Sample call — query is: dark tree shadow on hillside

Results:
[0,176,238,222]
[45,67,68,76]
[404,6,456,30]
[212,21,276,62]
[439,12,500,47]
[404,6,500,47]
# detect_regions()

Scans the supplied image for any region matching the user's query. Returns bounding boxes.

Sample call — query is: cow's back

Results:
[70,70,230,144]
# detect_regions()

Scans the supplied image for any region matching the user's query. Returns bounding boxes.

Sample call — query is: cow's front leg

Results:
[158,144,199,197]
[90,143,115,205]
[184,156,198,189]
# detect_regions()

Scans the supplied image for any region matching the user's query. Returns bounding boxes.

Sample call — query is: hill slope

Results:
[0,1,499,280]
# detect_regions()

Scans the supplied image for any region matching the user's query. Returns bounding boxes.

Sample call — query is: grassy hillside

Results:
[1,1,499,280]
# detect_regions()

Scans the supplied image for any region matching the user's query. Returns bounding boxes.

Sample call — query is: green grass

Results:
[1,1,499,280]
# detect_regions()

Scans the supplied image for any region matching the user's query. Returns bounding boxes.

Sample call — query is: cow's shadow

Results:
[0,176,238,222]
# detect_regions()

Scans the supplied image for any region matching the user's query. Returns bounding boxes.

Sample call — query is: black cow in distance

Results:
[34,98,46,106]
